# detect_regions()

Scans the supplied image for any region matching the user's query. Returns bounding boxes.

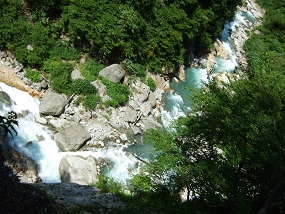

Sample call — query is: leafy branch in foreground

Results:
[0,112,18,141]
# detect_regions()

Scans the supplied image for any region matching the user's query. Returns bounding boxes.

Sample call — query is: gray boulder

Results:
[0,91,11,106]
[59,155,98,185]
[91,79,110,102]
[39,90,67,116]
[55,121,91,151]
[99,64,125,83]
[71,69,85,80]
[120,106,137,123]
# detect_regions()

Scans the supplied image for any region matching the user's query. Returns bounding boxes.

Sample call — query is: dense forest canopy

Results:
[0,0,241,73]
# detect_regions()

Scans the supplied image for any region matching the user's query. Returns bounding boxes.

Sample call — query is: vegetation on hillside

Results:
[0,0,241,72]
[120,0,285,213]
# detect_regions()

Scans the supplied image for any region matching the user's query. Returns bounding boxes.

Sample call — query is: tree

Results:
[133,72,285,213]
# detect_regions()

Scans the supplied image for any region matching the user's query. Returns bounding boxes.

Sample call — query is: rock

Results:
[59,155,98,185]
[55,121,91,151]
[120,133,128,142]
[120,106,137,123]
[131,80,150,103]
[71,69,85,80]
[34,183,127,212]
[148,92,157,108]
[91,79,110,102]
[214,39,230,59]
[130,124,141,135]
[5,147,41,183]
[39,90,67,116]
[140,102,152,116]
[40,80,48,90]
[99,64,125,83]
[177,64,186,82]
[34,113,47,125]
[139,116,162,131]
[0,91,11,106]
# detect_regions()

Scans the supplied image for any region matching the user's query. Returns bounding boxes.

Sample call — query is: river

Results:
[0,7,256,185]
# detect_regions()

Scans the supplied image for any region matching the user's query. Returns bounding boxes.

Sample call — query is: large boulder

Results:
[0,90,11,106]
[39,90,67,116]
[55,121,91,151]
[59,155,98,185]
[99,64,125,83]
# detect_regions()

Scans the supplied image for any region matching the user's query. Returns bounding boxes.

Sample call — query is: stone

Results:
[140,116,162,131]
[39,90,67,116]
[34,113,48,125]
[140,102,152,116]
[148,92,157,108]
[55,121,91,151]
[120,133,128,142]
[130,124,141,135]
[71,69,85,80]
[40,80,48,90]
[120,106,137,123]
[99,64,125,83]
[59,155,98,185]
[0,90,11,106]
[91,79,110,102]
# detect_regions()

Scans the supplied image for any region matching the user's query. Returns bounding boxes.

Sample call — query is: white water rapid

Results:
[0,82,140,184]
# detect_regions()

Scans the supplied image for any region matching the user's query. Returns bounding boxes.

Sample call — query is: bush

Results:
[42,60,73,95]
[72,79,97,95]
[147,77,156,91]
[93,174,124,195]
[80,59,105,81]
[24,68,41,82]
[49,43,81,61]
[101,78,130,107]
[121,59,146,78]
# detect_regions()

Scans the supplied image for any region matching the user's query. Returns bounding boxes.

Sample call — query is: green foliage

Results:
[0,113,18,141]
[80,58,105,81]
[146,77,156,91]
[49,43,80,61]
[42,60,73,95]
[24,68,41,83]
[93,174,124,195]
[121,59,146,78]
[0,0,241,74]
[101,78,130,107]
[72,79,97,95]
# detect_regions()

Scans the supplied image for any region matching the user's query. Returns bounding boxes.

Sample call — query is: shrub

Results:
[72,79,97,95]
[101,78,130,107]
[147,77,156,91]
[80,59,105,81]
[24,68,41,82]
[122,59,146,78]
[42,60,73,95]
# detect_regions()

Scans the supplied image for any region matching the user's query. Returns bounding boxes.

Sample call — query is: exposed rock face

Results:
[59,155,98,185]
[99,64,125,83]
[39,90,67,116]
[55,121,91,151]
[34,183,127,213]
